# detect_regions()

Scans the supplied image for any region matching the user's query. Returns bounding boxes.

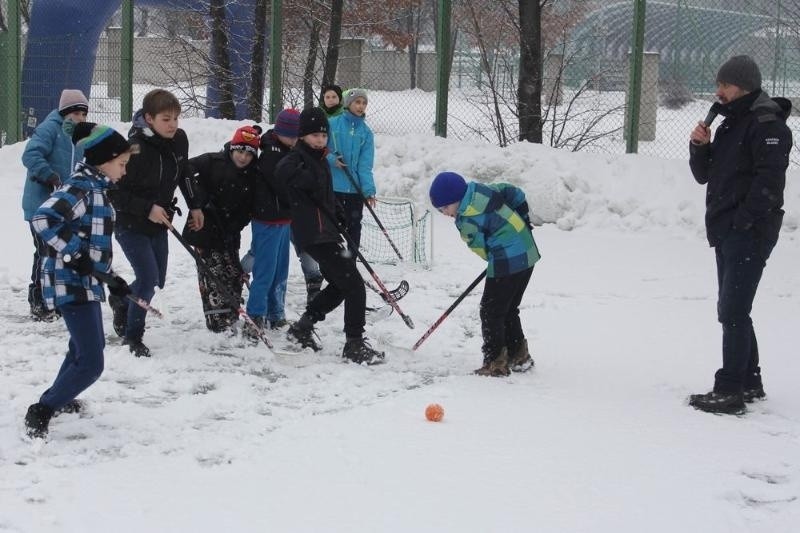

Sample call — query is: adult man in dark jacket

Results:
[688,55,792,414]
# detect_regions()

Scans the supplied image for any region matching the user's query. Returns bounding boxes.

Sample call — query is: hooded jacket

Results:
[689,90,792,247]
[21,109,85,221]
[326,110,376,197]
[109,109,195,236]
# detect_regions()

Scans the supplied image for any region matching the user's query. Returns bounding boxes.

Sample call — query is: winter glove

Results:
[106,275,132,298]
[63,253,94,276]
[46,173,62,188]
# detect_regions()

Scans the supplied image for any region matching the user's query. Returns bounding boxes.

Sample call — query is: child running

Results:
[24,122,134,438]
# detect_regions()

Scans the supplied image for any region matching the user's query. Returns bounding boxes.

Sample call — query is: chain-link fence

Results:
[2,0,797,160]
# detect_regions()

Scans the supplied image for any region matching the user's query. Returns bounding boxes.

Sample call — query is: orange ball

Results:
[425,403,444,422]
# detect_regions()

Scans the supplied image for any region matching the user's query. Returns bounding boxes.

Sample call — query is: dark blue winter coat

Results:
[689,90,792,247]
[21,109,85,221]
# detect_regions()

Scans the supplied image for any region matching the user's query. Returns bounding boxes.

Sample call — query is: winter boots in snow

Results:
[475,347,510,377]
[688,391,746,415]
[108,293,128,337]
[508,339,534,372]
[243,316,265,342]
[743,386,766,402]
[342,337,385,365]
[55,399,85,415]
[287,314,322,352]
[124,338,151,358]
[269,318,289,330]
[306,276,323,305]
[25,402,54,438]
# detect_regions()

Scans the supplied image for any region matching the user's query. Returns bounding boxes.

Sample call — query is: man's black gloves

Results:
[63,253,94,276]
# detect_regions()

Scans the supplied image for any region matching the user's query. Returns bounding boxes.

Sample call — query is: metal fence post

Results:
[269,0,283,123]
[0,0,22,145]
[121,0,134,122]
[435,0,451,138]
[625,0,646,154]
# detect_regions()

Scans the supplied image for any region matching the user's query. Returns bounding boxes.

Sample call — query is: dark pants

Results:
[480,267,533,360]
[115,229,169,342]
[197,246,244,332]
[713,231,775,394]
[40,302,105,410]
[335,193,364,257]
[28,223,49,311]
[304,241,366,338]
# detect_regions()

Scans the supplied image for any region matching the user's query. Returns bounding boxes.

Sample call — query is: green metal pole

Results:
[0,0,22,145]
[626,0,646,154]
[770,0,781,95]
[121,0,134,122]
[435,0,451,138]
[269,0,283,123]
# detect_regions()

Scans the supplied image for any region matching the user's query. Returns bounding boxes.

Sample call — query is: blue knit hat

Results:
[430,172,468,208]
[274,108,300,138]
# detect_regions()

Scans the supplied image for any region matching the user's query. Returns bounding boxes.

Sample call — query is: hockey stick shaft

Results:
[336,155,404,261]
[314,199,414,329]
[91,270,164,319]
[164,221,273,349]
[412,270,486,351]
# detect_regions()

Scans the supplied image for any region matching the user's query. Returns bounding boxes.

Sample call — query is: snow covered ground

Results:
[0,118,799,532]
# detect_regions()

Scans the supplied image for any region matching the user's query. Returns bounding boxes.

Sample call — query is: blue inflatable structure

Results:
[22,0,263,136]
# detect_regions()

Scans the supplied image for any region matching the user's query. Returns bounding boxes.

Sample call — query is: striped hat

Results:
[59,89,89,116]
[72,122,132,166]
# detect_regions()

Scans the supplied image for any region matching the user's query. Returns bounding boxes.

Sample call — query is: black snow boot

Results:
[124,338,151,358]
[287,314,322,352]
[342,337,385,365]
[108,293,128,337]
[743,386,766,403]
[55,399,85,416]
[688,391,746,415]
[25,402,54,438]
[243,316,265,342]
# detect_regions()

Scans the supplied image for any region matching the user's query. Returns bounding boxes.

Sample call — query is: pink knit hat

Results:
[58,89,89,116]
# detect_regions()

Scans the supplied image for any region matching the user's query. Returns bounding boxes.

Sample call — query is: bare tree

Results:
[303,20,323,108]
[322,0,344,88]
[249,0,269,120]
[517,0,544,143]
[209,0,236,118]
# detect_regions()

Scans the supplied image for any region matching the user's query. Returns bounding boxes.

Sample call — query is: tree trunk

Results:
[304,20,322,108]
[322,0,344,88]
[249,0,269,120]
[517,0,542,143]
[210,0,236,119]
[138,9,149,38]
[407,9,418,89]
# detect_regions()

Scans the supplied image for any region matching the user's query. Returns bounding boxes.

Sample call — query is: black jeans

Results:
[28,223,49,308]
[335,192,364,257]
[713,230,775,394]
[304,241,366,338]
[480,267,533,359]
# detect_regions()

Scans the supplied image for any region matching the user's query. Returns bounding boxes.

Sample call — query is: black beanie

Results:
[299,107,329,137]
[716,55,762,92]
[320,84,343,102]
[72,122,132,166]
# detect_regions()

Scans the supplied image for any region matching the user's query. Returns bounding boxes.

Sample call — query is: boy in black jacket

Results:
[183,125,262,332]
[275,108,384,365]
[108,89,202,357]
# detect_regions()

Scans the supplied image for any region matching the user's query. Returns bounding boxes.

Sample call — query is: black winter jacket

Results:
[181,143,260,250]
[689,90,792,247]
[109,111,195,236]
[252,130,293,222]
[275,141,343,250]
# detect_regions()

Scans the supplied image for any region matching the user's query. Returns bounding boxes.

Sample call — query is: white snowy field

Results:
[1,118,799,532]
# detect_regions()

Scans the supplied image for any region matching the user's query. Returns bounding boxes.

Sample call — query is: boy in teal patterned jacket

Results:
[430,171,540,377]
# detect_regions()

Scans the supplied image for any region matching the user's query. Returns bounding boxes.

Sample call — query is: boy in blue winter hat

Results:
[24,122,134,439]
[430,171,541,376]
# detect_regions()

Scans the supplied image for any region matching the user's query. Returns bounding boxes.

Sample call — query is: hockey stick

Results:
[313,199,414,329]
[334,153,404,261]
[412,270,486,351]
[363,277,409,303]
[164,221,274,349]
[92,270,165,319]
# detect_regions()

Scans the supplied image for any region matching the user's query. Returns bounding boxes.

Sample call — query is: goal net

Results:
[359,197,432,268]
